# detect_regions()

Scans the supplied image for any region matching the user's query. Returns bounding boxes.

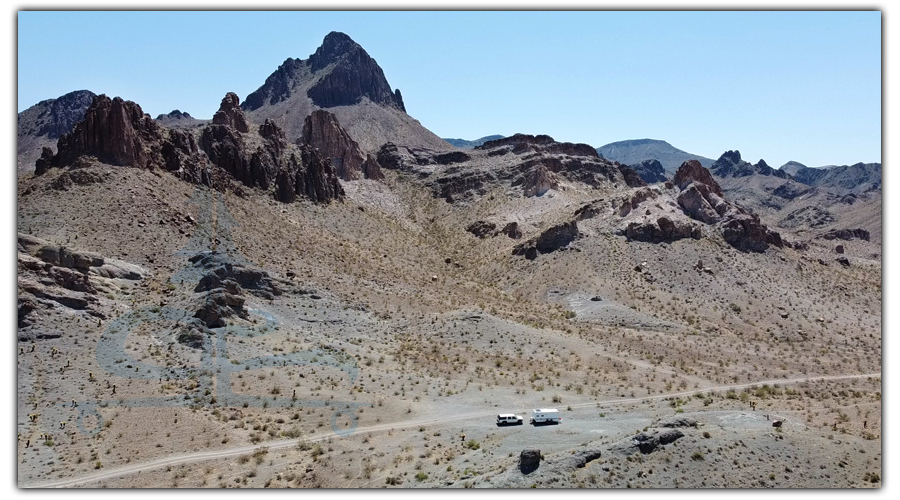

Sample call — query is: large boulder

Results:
[519,449,541,473]
[513,222,579,260]
[466,221,497,238]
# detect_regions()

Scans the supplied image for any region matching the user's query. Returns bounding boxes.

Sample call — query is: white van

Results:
[530,408,561,424]
[496,413,524,426]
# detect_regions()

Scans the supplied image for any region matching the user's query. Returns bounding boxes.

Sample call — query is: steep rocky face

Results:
[211,92,250,133]
[721,213,783,252]
[200,124,264,188]
[291,146,346,203]
[301,109,383,181]
[306,32,405,111]
[242,58,306,110]
[45,94,164,170]
[709,150,788,179]
[629,159,668,184]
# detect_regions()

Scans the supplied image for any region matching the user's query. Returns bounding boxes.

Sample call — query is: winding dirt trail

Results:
[25,371,879,488]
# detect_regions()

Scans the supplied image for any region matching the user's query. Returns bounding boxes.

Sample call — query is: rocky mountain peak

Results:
[30,90,97,139]
[710,149,788,179]
[309,31,362,71]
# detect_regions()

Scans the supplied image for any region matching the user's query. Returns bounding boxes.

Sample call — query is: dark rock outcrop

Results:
[376,142,411,170]
[466,221,497,238]
[501,222,522,239]
[290,147,346,204]
[432,151,471,165]
[609,429,684,455]
[617,164,647,187]
[513,222,579,260]
[301,109,383,181]
[629,159,668,184]
[624,216,701,243]
[655,416,698,428]
[819,228,870,241]
[721,213,783,252]
[211,92,250,133]
[772,181,811,200]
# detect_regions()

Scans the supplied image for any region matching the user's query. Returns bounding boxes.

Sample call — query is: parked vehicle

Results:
[496,413,524,425]
[530,408,561,424]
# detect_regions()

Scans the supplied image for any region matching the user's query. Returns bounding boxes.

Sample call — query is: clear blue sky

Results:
[17,10,881,167]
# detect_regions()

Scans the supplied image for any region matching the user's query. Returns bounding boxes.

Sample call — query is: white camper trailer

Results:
[530,408,561,424]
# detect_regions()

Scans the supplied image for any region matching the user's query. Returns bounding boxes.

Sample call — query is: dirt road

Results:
[25,371,880,488]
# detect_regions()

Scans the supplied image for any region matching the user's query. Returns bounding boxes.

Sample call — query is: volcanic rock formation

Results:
[301,109,383,181]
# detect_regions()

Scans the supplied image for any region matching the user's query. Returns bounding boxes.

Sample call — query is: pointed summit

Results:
[308,31,363,71]
[241,32,450,153]
[243,31,404,113]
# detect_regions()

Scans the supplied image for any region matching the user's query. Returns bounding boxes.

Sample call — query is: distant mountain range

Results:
[778,160,881,194]
[596,139,714,173]
[442,135,505,149]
